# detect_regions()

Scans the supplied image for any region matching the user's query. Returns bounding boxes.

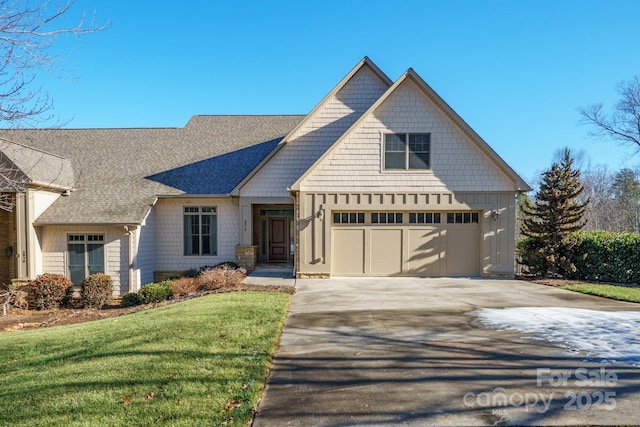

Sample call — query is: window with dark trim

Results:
[371,212,403,224]
[184,206,217,256]
[409,212,441,224]
[332,212,365,224]
[68,234,105,285]
[446,212,479,224]
[384,133,430,170]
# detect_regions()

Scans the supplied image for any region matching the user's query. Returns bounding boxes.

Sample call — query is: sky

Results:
[33,0,640,185]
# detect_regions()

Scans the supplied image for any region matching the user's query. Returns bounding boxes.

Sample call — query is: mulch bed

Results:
[0,284,294,333]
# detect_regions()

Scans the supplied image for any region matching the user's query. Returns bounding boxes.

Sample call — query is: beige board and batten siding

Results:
[297,192,514,277]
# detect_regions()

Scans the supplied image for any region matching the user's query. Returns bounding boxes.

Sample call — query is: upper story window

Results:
[384,133,430,170]
[184,206,217,256]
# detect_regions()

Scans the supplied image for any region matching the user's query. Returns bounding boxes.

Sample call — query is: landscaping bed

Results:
[0,283,294,333]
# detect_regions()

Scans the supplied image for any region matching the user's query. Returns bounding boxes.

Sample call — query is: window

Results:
[446,212,479,224]
[371,212,403,224]
[184,206,217,256]
[409,212,441,224]
[68,234,105,285]
[333,212,365,224]
[384,133,430,170]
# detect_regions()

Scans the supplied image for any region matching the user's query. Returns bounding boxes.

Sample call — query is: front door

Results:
[268,217,288,261]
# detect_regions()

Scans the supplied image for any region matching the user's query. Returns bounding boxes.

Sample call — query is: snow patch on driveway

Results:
[476,307,640,366]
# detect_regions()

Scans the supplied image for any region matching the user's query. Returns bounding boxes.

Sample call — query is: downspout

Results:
[128,225,137,293]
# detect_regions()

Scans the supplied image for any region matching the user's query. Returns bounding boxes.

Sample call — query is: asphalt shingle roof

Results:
[146,137,282,194]
[0,140,75,191]
[0,115,304,224]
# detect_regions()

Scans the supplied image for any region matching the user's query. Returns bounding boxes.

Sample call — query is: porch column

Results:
[239,202,252,245]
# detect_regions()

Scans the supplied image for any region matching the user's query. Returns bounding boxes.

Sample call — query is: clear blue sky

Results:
[40,0,640,184]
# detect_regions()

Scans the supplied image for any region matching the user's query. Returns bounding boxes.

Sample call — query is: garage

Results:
[331,211,480,276]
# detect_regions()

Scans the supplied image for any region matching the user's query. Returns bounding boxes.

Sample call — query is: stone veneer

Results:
[235,245,257,272]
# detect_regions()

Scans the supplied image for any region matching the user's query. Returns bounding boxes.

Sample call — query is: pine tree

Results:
[519,148,589,277]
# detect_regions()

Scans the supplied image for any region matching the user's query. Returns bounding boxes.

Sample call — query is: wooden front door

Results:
[268,217,288,261]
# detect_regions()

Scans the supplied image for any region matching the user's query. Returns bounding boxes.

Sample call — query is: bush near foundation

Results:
[81,273,113,309]
[171,277,199,299]
[139,280,174,304]
[120,292,141,307]
[197,265,246,291]
[31,273,74,310]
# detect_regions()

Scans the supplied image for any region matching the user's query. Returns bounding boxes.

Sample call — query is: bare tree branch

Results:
[0,0,108,128]
[578,75,640,150]
[0,1,106,211]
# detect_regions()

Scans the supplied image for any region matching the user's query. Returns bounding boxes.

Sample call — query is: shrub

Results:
[213,261,240,270]
[81,273,113,309]
[31,273,74,310]
[572,231,640,284]
[171,277,199,299]
[120,292,141,307]
[197,265,246,291]
[139,280,174,304]
[517,235,582,278]
[518,231,640,284]
[181,268,200,278]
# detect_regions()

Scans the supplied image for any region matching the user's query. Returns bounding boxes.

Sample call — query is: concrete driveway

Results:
[253,278,640,426]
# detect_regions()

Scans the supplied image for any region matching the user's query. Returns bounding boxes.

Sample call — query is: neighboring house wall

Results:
[0,207,16,285]
[40,225,130,295]
[153,197,239,272]
[137,208,156,287]
[240,65,390,198]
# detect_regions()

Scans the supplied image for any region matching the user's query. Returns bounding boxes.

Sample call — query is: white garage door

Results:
[332,211,480,276]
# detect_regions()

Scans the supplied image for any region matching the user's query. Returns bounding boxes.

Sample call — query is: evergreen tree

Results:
[610,168,640,232]
[519,148,589,277]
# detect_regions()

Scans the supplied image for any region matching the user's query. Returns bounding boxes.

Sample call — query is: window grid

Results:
[409,212,441,224]
[384,133,431,170]
[371,212,403,224]
[446,212,480,224]
[67,234,105,285]
[332,212,365,224]
[184,206,218,256]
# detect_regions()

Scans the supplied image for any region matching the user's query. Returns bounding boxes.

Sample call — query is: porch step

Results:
[243,268,295,287]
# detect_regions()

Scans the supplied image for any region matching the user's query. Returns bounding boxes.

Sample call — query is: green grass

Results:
[0,291,290,426]
[562,284,640,303]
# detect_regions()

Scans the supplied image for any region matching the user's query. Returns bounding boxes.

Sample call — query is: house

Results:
[0,57,530,294]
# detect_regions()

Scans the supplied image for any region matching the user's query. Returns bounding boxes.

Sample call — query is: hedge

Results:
[518,231,640,284]
[572,231,640,284]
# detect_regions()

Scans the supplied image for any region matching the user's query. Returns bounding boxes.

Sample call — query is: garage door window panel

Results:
[371,212,403,224]
[333,212,365,224]
[446,212,479,224]
[409,212,441,224]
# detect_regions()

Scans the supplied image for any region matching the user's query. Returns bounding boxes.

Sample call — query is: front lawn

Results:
[562,283,640,303]
[0,291,290,426]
